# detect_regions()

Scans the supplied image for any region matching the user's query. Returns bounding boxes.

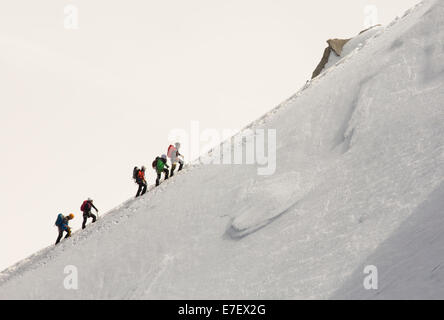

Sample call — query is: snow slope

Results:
[1,0,444,299]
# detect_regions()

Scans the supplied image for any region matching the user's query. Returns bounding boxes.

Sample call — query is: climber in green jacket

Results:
[152,154,169,186]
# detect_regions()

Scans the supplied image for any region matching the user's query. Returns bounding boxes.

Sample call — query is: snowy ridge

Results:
[2,0,444,299]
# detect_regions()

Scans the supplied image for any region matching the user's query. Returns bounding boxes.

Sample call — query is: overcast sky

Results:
[0,0,420,271]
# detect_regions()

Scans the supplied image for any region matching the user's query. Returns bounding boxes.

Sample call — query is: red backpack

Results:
[80,200,90,212]
[167,145,175,158]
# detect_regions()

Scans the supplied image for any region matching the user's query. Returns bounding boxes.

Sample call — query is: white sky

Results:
[0,0,420,271]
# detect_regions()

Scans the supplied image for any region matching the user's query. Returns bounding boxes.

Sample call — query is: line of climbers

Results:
[53,143,184,245]
[133,142,184,197]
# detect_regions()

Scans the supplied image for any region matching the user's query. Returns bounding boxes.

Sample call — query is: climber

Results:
[135,166,148,197]
[152,154,169,186]
[55,213,74,245]
[167,142,184,177]
[81,198,99,229]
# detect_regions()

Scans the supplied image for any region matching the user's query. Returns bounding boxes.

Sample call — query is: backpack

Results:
[80,200,90,212]
[133,166,140,181]
[152,157,159,169]
[55,214,64,227]
[167,145,175,158]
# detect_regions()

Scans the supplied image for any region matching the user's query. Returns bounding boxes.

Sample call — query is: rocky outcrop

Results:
[312,26,381,79]
[312,38,350,79]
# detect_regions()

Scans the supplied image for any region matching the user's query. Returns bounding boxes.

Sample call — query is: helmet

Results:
[175,142,181,149]
[68,213,75,219]
[161,154,167,160]
[141,166,146,171]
